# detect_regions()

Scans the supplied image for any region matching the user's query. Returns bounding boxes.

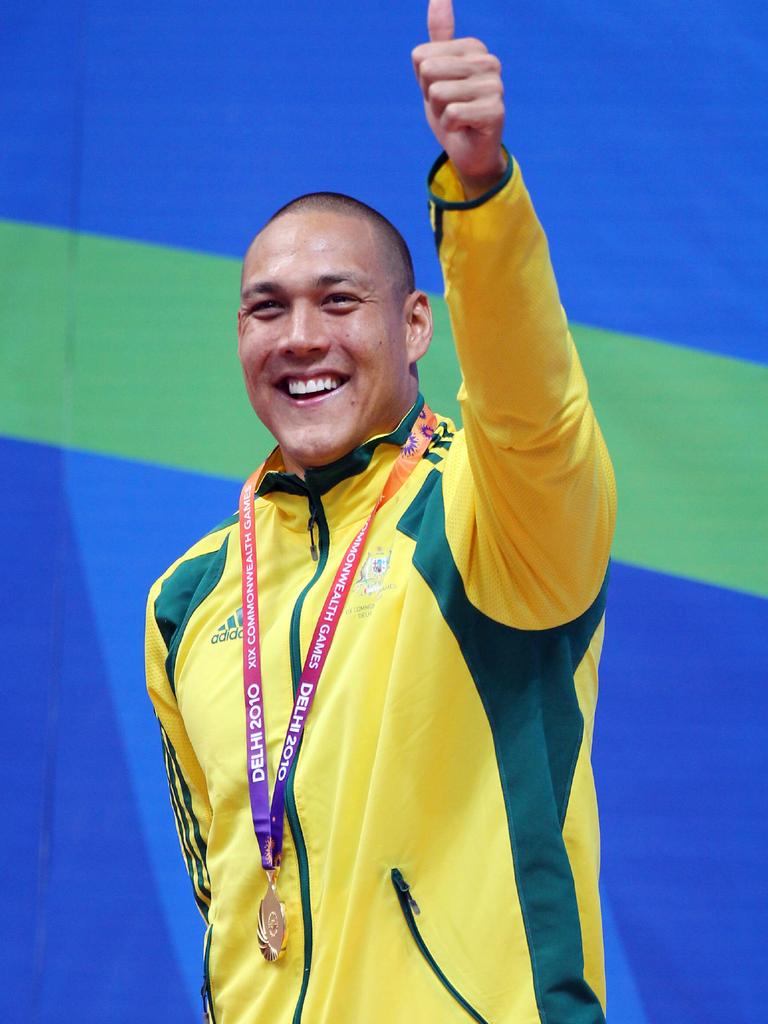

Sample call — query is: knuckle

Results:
[480,73,504,98]
[411,43,432,66]
[427,79,448,102]
[442,102,460,128]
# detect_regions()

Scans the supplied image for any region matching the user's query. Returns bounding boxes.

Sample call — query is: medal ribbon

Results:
[239,406,436,872]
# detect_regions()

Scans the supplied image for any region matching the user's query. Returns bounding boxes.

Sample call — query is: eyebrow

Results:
[314,272,367,288]
[241,280,279,300]
[241,271,368,300]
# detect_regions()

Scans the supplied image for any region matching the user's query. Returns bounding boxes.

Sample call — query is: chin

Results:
[282,436,354,473]
[302,446,351,469]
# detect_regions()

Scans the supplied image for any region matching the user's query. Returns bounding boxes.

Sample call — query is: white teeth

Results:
[287,376,341,396]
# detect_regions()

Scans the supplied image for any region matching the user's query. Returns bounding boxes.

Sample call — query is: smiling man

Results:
[145,2,616,1022]
[237,198,432,475]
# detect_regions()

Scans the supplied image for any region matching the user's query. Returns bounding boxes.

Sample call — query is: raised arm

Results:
[412,0,507,198]
[413,0,616,630]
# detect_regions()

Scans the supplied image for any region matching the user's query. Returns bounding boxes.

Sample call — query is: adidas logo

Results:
[211,607,243,644]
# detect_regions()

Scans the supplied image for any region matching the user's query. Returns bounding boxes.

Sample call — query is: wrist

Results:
[457,150,509,200]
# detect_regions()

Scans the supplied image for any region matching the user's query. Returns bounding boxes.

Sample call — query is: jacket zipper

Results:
[307,507,319,561]
[288,489,329,1024]
[201,925,216,1023]
[391,869,490,1024]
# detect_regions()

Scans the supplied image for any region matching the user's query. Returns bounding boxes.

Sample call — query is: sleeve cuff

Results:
[427,147,515,210]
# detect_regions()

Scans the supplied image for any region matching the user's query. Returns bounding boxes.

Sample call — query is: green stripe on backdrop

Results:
[2,219,766,597]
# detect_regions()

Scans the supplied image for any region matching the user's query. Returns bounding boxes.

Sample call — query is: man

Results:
[145,1,616,1021]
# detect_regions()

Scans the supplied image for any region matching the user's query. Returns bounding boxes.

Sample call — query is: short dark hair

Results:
[262,192,415,298]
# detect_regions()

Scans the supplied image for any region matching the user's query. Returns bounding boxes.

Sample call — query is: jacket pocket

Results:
[391,868,490,1024]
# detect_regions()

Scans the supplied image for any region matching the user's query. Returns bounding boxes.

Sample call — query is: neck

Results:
[279,395,421,480]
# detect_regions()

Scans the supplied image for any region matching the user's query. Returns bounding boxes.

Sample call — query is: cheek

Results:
[238,347,274,415]
[239,357,260,399]
[239,335,269,380]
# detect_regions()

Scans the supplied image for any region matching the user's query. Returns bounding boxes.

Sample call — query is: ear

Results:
[403,291,433,365]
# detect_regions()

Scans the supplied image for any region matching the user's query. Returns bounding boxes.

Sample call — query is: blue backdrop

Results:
[2,2,766,1021]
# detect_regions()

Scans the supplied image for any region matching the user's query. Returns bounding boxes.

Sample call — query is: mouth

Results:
[277,373,349,402]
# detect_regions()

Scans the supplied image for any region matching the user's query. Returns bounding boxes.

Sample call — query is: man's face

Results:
[237,210,432,476]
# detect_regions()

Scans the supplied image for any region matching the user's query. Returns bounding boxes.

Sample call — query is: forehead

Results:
[242,209,387,288]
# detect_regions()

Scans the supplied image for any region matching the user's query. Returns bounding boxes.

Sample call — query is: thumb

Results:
[427,0,455,42]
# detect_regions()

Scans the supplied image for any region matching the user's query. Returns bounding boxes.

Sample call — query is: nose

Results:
[278,301,330,359]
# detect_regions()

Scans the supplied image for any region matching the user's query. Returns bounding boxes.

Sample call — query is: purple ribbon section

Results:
[239,407,436,871]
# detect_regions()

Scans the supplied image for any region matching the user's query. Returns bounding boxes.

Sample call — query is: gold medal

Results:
[258,871,287,962]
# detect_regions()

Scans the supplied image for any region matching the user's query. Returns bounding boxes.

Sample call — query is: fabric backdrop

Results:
[1,3,766,1021]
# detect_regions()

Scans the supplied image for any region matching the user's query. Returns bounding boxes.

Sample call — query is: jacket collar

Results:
[255,396,425,531]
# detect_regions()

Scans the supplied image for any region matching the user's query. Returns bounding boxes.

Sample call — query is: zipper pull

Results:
[307,507,319,562]
[392,868,421,914]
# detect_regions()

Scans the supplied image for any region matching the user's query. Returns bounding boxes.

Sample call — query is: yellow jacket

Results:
[145,156,616,1024]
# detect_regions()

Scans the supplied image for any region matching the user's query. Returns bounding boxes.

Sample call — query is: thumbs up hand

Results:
[412,0,507,199]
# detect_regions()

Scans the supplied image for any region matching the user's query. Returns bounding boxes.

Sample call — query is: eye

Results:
[249,299,283,317]
[323,293,358,309]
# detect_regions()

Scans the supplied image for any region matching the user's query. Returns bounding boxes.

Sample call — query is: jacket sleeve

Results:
[145,575,213,923]
[429,154,616,630]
